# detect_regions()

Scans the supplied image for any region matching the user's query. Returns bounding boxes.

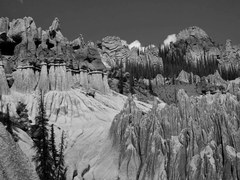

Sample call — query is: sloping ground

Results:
[1,88,151,180]
[44,90,151,180]
[106,90,240,180]
[0,122,39,180]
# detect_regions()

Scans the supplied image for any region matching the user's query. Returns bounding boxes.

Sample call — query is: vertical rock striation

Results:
[109,90,240,180]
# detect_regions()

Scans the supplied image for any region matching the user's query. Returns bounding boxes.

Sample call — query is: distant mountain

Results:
[160,26,240,80]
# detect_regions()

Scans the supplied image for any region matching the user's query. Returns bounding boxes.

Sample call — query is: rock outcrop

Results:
[0,122,39,180]
[105,90,240,180]
[161,26,220,66]
[160,27,240,81]
[99,36,163,71]
[0,17,109,95]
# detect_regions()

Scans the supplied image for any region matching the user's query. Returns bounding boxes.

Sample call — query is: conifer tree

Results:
[119,58,124,94]
[32,93,54,180]
[50,124,58,169]
[56,131,67,180]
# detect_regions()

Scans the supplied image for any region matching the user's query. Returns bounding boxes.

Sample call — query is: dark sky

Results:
[0,0,239,46]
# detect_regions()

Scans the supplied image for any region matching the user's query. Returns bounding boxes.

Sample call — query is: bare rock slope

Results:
[0,122,39,180]
[105,90,240,180]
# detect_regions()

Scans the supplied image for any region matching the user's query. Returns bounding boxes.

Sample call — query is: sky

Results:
[0,0,239,46]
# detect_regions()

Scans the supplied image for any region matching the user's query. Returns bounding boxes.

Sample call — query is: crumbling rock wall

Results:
[109,90,240,180]
[0,17,110,95]
[99,36,163,71]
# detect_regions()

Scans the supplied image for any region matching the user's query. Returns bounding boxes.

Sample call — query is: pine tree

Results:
[50,124,58,170]
[56,131,67,180]
[119,58,124,94]
[32,94,54,180]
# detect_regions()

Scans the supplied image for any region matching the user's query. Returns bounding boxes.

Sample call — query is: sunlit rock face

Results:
[103,90,240,180]
[0,17,109,95]
[0,122,39,180]
[161,34,177,50]
[99,36,163,71]
[100,36,129,68]
[0,17,113,179]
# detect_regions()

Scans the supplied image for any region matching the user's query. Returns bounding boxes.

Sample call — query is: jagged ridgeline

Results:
[110,90,240,180]
[160,26,240,80]
[101,37,164,80]
[0,17,111,96]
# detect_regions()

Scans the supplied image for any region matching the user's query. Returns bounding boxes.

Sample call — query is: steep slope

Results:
[105,90,240,180]
[0,122,39,180]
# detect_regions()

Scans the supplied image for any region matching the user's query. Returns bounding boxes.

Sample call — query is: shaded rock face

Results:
[109,90,240,180]
[0,122,39,180]
[0,17,109,94]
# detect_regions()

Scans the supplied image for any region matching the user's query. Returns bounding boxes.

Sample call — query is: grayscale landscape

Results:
[0,0,240,180]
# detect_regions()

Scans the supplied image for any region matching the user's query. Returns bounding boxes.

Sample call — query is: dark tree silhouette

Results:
[118,58,124,94]
[32,94,54,180]
[56,130,67,180]
[50,124,58,169]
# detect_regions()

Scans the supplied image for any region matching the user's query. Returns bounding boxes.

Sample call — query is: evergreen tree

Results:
[119,58,124,94]
[32,94,54,180]
[129,61,135,94]
[50,124,58,170]
[56,131,67,180]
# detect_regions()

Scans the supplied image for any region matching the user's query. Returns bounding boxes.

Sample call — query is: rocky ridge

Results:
[161,26,221,64]
[99,36,163,71]
[0,17,109,95]
[106,90,240,180]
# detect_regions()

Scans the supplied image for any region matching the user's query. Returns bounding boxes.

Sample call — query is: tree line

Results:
[160,47,239,80]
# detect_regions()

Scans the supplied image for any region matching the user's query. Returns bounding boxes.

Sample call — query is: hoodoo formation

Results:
[0,16,239,180]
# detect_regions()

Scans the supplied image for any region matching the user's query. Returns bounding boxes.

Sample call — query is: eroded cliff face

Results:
[0,17,109,96]
[107,90,240,180]
[0,122,39,180]
[1,16,240,180]
[99,36,163,71]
